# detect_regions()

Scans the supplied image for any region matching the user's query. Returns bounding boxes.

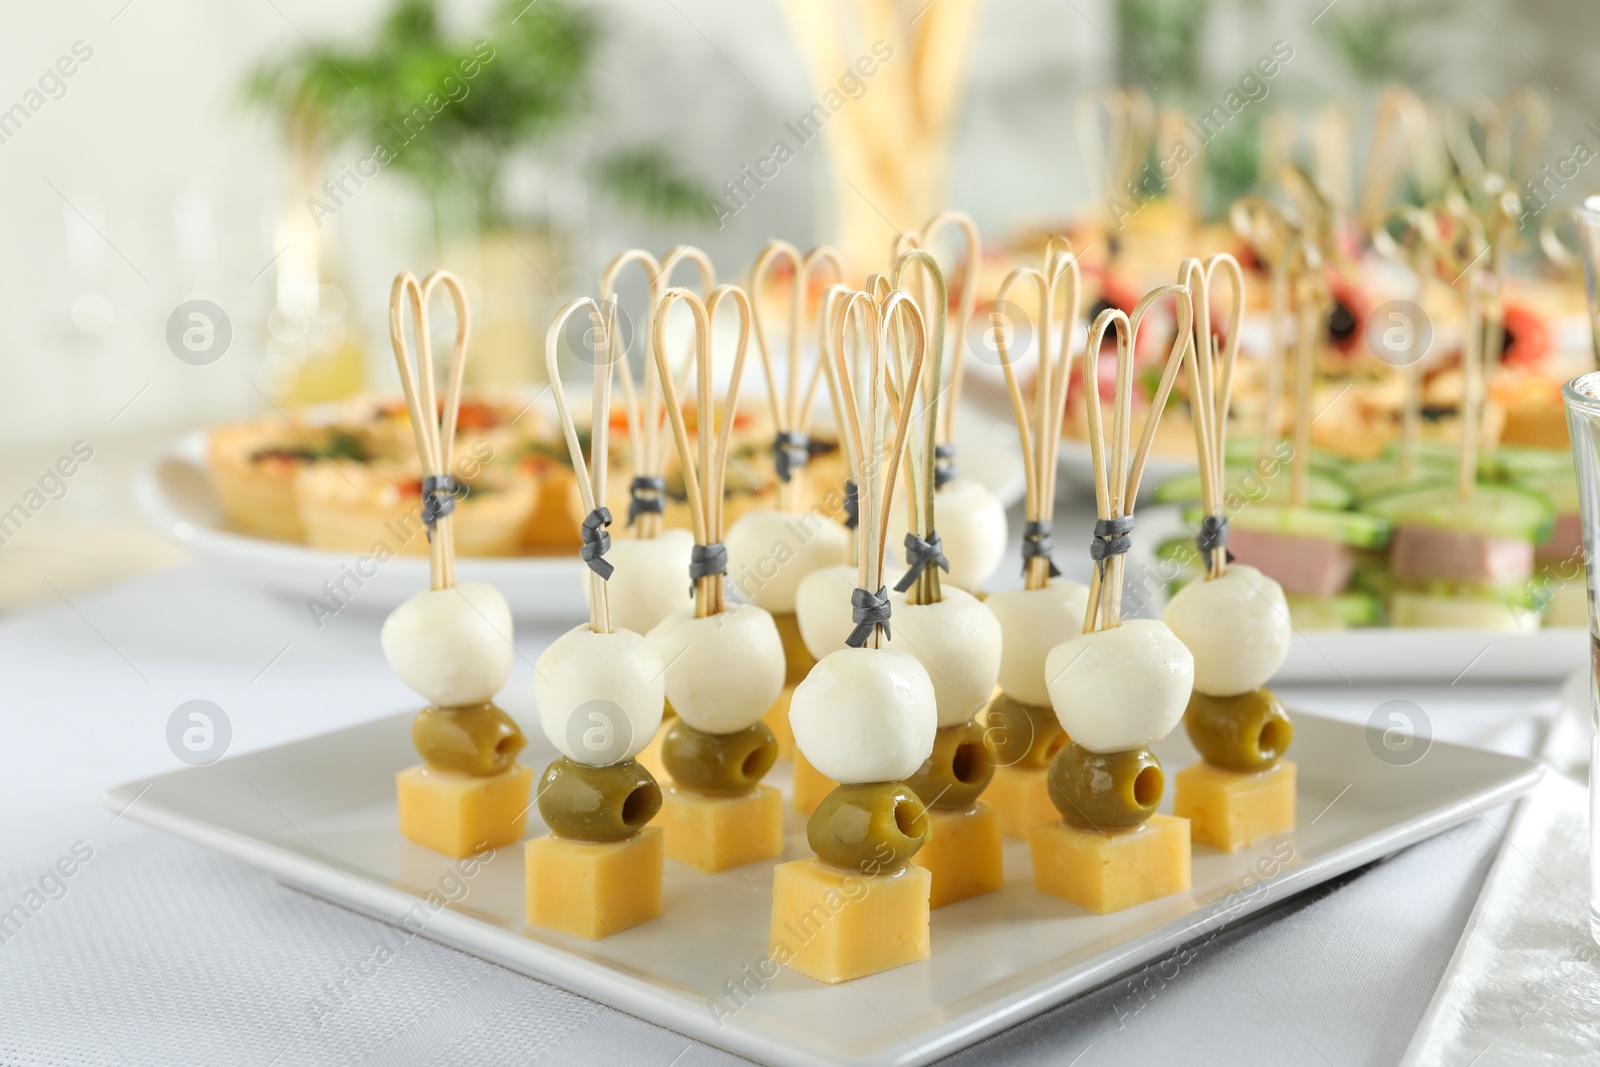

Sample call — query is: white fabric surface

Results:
[1403,773,1599,1067]
[0,560,1567,1066]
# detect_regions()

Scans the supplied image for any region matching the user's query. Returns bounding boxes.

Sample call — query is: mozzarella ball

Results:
[533,624,664,766]
[789,647,937,784]
[587,529,694,636]
[888,589,1003,728]
[647,604,786,733]
[934,480,1008,591]
[725,508,849,614]
[1044,620,1195,753]
[794,563,859,660]
[1163,564,1292,697]
[984,580,1092,706]
[381,582,513,706]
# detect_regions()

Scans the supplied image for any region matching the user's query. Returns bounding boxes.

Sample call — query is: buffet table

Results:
[0,546,1571,1066]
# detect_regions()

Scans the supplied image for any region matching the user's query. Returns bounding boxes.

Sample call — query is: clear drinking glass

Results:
[1565,371,1600,944]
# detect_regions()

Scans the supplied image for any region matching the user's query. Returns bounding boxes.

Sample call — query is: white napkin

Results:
[1402,772,1600,1066]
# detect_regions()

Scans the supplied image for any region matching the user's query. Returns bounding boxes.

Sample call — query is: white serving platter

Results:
[134,409,1025,622]
[104,705,1542,1067]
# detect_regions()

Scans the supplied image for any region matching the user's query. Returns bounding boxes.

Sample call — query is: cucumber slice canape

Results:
[1156,463,1356,510]
[1361,481,1555,544]
[1181,503,1392,549]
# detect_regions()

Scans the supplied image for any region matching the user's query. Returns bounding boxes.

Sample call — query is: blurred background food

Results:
[3,0,1598,611]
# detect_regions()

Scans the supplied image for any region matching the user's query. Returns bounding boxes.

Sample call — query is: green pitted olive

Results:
[1047,742,1163,831]
[1184,688,1293,772]
[412,702,524,777]
[773,611,816,686]
[807,782,930,873]
[985,692,1067,769]
[537,758,662,842]
[906,720,995,811]
[661,719,778,796]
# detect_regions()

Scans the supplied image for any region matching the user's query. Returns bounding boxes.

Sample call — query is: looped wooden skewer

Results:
[1357,86,1431,231]
[1074,86,1154,226]
[1081,284,1195,633]
[601,246,716,536]
[817,282,867,545]
[895,211,981,447]
[829,287,927,650]
[887,248,950,605]
[993,243,1082,592]
[388,270,472,592]
[1371,205,1448,478]
[749,241,847,510]
[1179,254,1244,579]
[1229,196,1297,467]
[1282,237,1326,510]
[652,285,752,619]
[545,297,620,634]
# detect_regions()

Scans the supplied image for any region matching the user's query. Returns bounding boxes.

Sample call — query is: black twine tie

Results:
[846,586,892,647]
[687,542,728,596]
[627,475,666,526]
[894,531,950,592]
[933,443,957,489]
[1090,515,1135,578]
[580,507,614,580]
[420,475,458,541]
[1020,520,1062,578]
[842,480,860,530]
[772,431,809,483]
[1195,514,1232,570]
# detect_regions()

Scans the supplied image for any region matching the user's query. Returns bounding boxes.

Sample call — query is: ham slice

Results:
[1226,528,1353,597]
[1389,525,1534,586]
[1535,512,1581,565]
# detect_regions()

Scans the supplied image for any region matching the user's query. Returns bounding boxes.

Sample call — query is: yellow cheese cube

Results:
[396,763,534,859]
[770,859,930,983]
[986,764,1057,839]
[913,803,1004,908]
[790,748,837,817]
[661,785,783,872]
[1173,760,1296,853]
[1029,814,1191,914]
[762,687,796,760]
[524,826,664,940]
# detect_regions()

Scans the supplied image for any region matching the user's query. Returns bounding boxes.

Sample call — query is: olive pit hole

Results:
[1133,765,1163,809]
[621,784,659,828]
[951,742,981,783]
[1258,719,1291,760]
[893,798,922,839]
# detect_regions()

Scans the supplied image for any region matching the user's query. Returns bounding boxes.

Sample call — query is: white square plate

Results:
[104,711,1542,1067]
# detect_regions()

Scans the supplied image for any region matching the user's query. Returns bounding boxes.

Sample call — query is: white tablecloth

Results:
[0,561,1562,1066]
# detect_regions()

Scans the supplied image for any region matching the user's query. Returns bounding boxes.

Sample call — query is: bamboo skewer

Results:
[545,297,618,635]
[603,246,716,539]
[1081,285,1195,633]
[888,248,949,606]
[388,271,472,592]
[993,242,1082,593]
[829,287,927,650]
[1179,254,1244,580]
[651,286,753,619]
[749,242,847,513]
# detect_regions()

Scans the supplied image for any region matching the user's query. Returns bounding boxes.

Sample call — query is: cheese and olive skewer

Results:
[526,296,668,940]
[381,271,531,858]
[644,285,790,870]
[880,249,1005,907]
[1030,285,1197,914]
[980,242,1093,836]
[773,283,939,983]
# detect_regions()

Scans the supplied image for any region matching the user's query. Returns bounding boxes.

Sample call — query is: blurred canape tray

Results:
[1134,507,1587,683]
[135,409,1026,621]
[104,699,1540,1067]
